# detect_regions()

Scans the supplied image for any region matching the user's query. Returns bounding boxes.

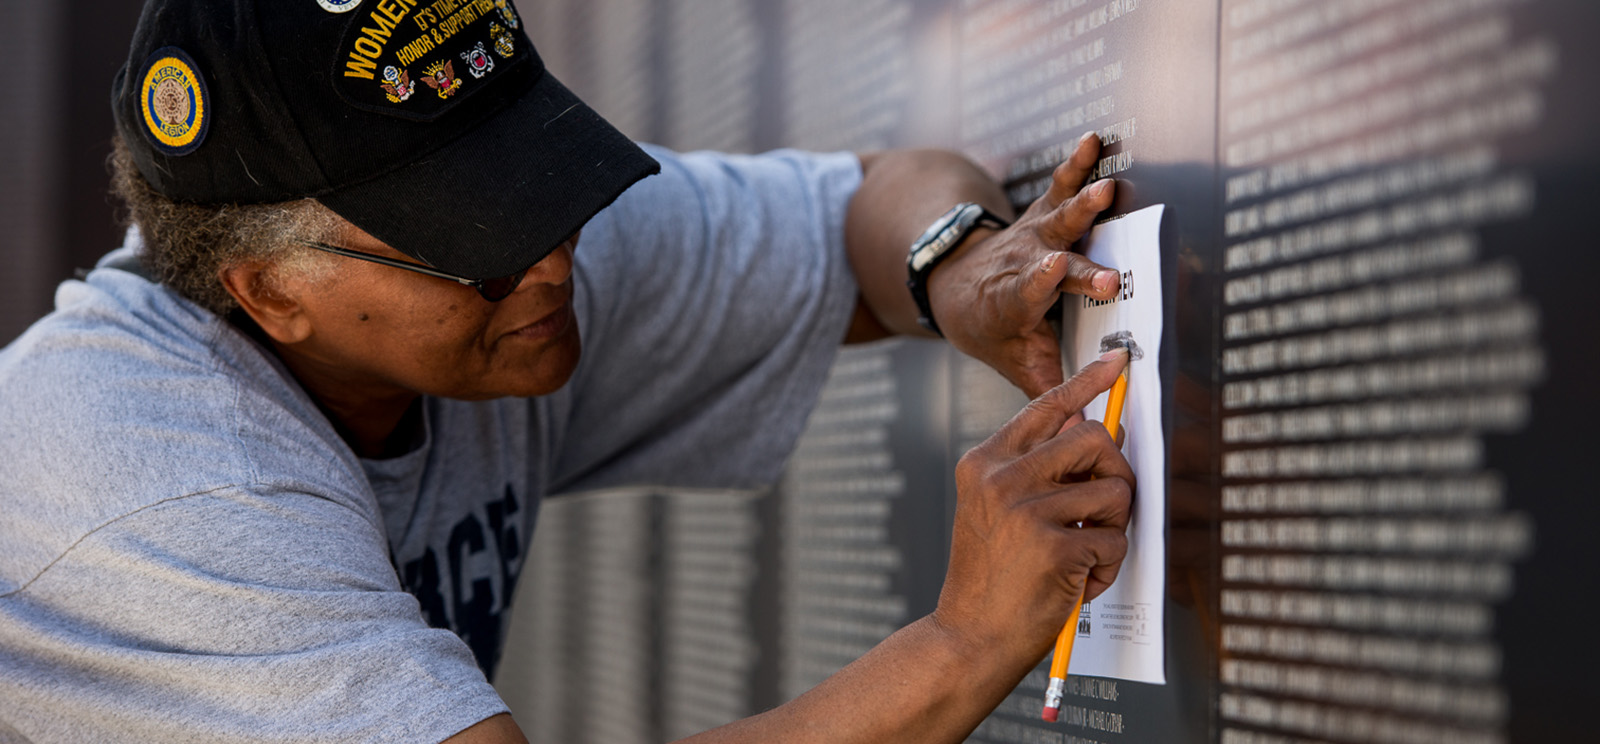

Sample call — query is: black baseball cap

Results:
[112,0,660,280]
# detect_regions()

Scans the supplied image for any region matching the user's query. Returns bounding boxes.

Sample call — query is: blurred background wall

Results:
[0,0,143,347]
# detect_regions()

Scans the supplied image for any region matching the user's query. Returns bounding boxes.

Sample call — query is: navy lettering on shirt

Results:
[401,483,523,677]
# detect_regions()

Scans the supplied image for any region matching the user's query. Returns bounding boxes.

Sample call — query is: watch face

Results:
[910,203,985,271]
[915,215,951,245]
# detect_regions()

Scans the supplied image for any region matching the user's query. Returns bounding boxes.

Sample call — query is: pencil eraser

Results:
[1041,706,1059,722]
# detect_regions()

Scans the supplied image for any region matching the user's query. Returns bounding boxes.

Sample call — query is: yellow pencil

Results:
[1041,368,1128,722]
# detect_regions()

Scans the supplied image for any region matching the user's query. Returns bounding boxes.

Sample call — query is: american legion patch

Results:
[138,47,210,156]
[336,0,526,121]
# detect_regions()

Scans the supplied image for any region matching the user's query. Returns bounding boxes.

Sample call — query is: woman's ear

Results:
[218,262,313,344]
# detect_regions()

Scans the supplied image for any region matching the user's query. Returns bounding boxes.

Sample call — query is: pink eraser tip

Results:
[1041,706,1059,722]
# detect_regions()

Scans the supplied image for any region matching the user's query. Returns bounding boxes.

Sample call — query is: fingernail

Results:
[1093,269,1117,292]
[1041,252,1062,273]
[1094,179,1114,197]
[1099,348,1129,362]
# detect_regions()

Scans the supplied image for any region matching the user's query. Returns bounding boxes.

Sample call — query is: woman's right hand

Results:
[668,350,1138,744]
[932,348,1136,667]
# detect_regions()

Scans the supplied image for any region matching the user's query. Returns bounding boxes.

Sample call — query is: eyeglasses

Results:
[296,240,529,302]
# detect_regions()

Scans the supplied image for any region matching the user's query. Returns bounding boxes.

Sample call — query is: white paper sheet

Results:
[1059,203,1167,685]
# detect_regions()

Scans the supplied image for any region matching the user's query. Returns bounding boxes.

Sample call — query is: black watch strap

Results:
[906,203,1010,337]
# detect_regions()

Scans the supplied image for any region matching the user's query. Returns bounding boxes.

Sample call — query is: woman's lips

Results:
[507,301,573,342]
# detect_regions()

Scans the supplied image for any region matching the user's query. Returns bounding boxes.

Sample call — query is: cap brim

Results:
[319,70,659,280]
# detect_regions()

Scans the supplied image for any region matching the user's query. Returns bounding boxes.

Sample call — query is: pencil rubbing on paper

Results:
[1098,330,1145,360]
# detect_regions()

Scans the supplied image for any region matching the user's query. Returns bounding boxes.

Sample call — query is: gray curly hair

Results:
[109,134,343,316]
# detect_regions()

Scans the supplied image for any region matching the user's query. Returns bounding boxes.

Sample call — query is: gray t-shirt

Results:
[0,146,862,743]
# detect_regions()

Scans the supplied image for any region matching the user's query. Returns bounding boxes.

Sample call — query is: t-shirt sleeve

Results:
[545,146,863,493]
[0,486,506,744]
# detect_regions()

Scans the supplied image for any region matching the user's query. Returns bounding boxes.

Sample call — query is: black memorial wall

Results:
[498,2,1600,743]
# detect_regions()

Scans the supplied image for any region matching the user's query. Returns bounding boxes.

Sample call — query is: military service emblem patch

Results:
[138,47,210,156]
[460,42,495,79]
[490,23,515,58]
[381,65,415,102]
[493,0,519,29]
[422,60,462,98]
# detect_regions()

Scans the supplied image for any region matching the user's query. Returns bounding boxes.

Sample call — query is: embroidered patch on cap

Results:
[317,0,365,13]
[335,0,527,121]
[138,47,210,156]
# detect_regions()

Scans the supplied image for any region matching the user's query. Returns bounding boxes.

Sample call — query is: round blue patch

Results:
[316,0,364,13]
[138,47,210,157]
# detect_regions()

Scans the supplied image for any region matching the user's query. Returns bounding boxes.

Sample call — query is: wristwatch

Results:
[906,202,1010,336]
